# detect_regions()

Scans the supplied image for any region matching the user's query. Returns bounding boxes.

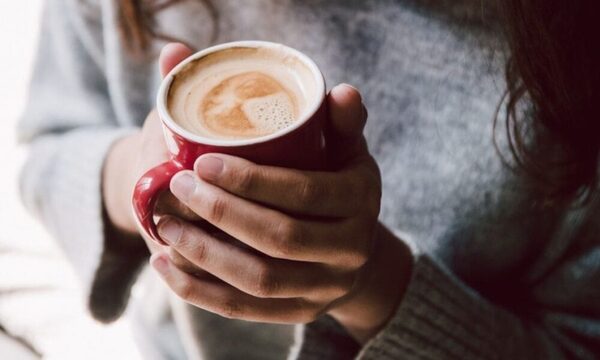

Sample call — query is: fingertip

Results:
[159,42,194,78]
[194,154,224,181]
[160,42,186,54]
[170,170,197,201]
[328,83,367,138]
[330,83,362,105]
[150,252,170,273]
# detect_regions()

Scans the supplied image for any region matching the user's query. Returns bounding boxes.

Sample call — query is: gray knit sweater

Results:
[19,0,600,359]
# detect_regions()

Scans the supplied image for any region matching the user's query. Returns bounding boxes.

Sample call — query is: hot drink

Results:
[167,46,320,140]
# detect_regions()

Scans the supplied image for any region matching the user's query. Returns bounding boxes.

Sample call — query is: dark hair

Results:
[118,1,599,203]
[497,0,599,204]
[117,0,217,56]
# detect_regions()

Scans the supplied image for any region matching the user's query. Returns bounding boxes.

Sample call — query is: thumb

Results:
[159,43,194,78]
[326,84,368,164]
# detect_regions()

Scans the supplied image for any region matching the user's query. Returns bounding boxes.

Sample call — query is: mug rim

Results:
[156,40,326,147]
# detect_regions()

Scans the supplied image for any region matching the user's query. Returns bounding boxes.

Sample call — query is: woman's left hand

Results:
[151,84,413,343]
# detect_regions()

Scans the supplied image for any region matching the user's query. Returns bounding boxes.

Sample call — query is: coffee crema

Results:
[167,47,320,140]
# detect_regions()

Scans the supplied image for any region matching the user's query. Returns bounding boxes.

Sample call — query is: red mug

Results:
[132,41,327,244]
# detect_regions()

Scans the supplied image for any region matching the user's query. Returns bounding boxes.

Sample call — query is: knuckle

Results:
[174,280,195,302]
[236,166,257,194]
[252,263,278,297]
[298,177,321,206]
[328,273,355,299]
[298,311,318,324]
[273,219,304,257]
[358,232,373,264]
[220,298,243,319]
[295,301,319,324]
[356,248,371,267]
[334,220,375,268]
[205,194,228,224]
[345,246,370,268]
[348,254,368,268]
[170,226,210,266]
[343,271,360,293]
[169,251,189,269]
[188,233,208,264]
[338,279,355,297]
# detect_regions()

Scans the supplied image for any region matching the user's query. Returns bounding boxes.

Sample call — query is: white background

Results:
[0,0,46,241]
[0,1,141,358]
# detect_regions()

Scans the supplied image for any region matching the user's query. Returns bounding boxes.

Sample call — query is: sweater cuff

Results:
[292,315,360,360]
[88,207,149,322]
[358,255,503,359]
[21,126,145,321]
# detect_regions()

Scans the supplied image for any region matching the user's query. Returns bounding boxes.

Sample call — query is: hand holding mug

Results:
[128,41,413,343]
[150,83,412,343]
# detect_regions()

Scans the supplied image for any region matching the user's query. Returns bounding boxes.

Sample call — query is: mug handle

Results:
[132,160,184,244]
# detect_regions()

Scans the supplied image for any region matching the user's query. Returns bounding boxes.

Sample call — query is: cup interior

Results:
[157,41,326,147]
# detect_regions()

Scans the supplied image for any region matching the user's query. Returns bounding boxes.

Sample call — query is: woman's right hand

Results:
[102,43,199,257]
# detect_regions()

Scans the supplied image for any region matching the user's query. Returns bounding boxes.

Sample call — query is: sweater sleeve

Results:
[18,0,147,322]
[296,251,600,359]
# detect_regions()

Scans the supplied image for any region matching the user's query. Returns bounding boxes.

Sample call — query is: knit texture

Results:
[18,0,600,359]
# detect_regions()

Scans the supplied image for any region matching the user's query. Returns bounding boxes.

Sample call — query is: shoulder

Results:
[44,0,106,69]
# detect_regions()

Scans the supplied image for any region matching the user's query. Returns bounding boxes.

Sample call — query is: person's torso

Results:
[86,0,599,357]
[123,0,535,286]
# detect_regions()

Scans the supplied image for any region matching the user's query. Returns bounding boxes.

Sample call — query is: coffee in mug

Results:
[166,46,321,140]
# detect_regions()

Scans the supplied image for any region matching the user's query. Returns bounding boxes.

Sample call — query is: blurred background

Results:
[0,2,141,358]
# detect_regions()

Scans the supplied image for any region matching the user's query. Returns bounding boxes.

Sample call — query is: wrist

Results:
[329,223,413,344]
[102,131,142,236]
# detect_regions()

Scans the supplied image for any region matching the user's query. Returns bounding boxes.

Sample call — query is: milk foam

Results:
[167,47,320,140]
[242,92,296,134]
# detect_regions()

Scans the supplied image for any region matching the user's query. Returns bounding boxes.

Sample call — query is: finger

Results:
[327,84,369,164]
[154,191,202,222]
[157,217,354,300]
[140,229,165,256]
[328,84,366,141]
[169,171,372,266]
[159,43,193,78]
[168,248,210,277]
[151,253,320,323]
[194,153,379,217]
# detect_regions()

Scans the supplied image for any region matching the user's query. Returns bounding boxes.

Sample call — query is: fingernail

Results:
[158,217,182,245]
[341,83,359,93]
[195,156,223,181]
[331,84,362,104]
[151,253,169,273]
[171,173,196,200]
